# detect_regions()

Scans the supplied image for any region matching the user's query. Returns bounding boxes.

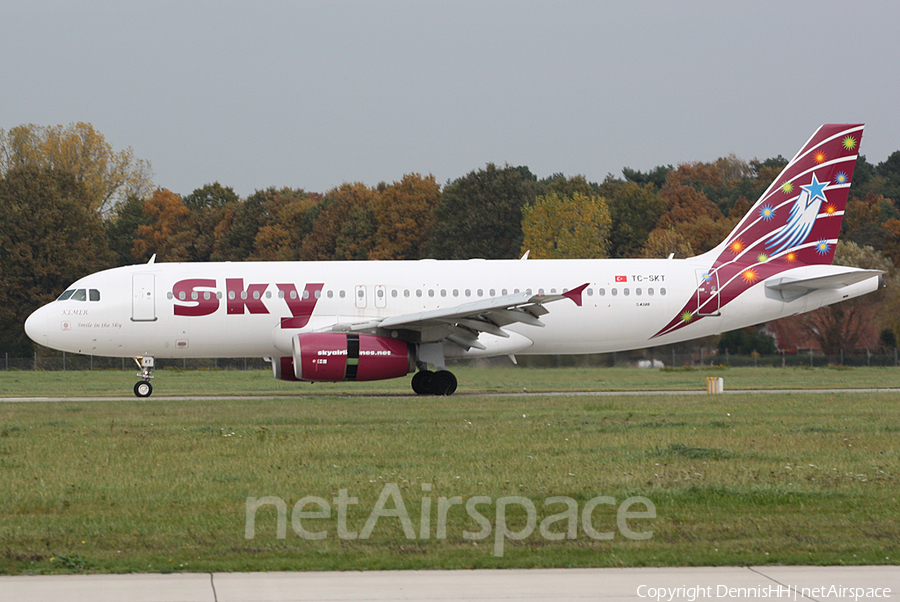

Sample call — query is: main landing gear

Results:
[411,369,458,396]
[133,356,154,398]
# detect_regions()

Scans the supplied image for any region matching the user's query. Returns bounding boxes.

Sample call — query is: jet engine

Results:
[273,333,414,382]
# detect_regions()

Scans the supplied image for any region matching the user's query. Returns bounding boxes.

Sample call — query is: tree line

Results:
[3,122,900,356]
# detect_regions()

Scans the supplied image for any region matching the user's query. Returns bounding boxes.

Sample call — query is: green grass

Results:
[2,364,900,397]
[0,367,898,574]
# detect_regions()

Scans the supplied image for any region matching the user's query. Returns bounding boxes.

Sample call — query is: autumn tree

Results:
[132,189,193,262]
[0,166,113,354]
[300,183,378,261]
[640,227,694,259]
[429,164,537,259]
[182,183,239,261]
[370,173,441,260]
[538,173,600,198]
[105,194,150,265]
[520,192,610,259]
[602,180,667,258]
[234,188,319,261]
[0,122,153,213]
[773,241,894,357]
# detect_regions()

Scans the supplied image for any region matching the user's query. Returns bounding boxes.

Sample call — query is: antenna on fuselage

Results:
[148,254,156,264]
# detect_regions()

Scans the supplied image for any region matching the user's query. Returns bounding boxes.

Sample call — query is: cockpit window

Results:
[71,289,87,301]
[89,289,100,302]
[57,290,75,301]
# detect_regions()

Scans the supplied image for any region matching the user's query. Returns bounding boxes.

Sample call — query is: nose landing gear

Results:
[133,356,154,397]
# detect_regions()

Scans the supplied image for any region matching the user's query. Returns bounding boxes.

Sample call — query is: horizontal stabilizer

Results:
[765,269,883,300]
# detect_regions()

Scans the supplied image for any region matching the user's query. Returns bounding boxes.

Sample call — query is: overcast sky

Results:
[3,0,899,198]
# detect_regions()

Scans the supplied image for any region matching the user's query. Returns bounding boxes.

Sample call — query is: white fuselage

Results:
[24,258,879,360]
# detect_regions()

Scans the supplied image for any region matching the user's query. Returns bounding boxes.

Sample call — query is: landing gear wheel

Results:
[411,370,433,395]
[431,370,457,396]
[134,380,153,398]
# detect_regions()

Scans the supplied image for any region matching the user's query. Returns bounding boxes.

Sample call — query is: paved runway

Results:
[3,388,900,403]
[1,566,898,601]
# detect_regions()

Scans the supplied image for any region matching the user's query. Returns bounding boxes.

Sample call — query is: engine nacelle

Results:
[280,333,413,382]
[272,356,302,382]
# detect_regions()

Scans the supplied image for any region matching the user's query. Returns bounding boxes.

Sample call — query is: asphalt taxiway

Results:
[3,387,900,403]
[2,566,898,601]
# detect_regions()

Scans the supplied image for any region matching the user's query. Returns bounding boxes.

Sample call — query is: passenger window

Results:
[477,289,483,296]
[404,290,410,298]
[587,288,593,296]
[339,290,346,298]
[599,288,606,296]
[89,289,100,302]
[612,288,618,296]
[327,290,334,298]
[57,289,75,301]
[416,290,422,298]
[660,288,667,296]
[648,288,654,296]
[72,289,87,301]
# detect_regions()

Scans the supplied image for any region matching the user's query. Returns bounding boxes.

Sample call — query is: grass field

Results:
[3,364,900,397]
[0,366,898,574]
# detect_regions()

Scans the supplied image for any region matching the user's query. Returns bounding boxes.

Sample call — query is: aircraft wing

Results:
[325,283,589,349]
[765,269,883,300]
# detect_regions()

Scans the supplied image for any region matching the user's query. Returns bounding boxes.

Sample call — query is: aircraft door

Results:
[355,285,367,309]
[132,273,157,322]
[695,270,721,316]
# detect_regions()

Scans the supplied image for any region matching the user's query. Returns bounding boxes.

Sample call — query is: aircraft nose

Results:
[24,305,49,346]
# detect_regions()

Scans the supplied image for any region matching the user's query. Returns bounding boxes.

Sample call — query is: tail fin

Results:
[654,124,864,339]
[707,123,864,267]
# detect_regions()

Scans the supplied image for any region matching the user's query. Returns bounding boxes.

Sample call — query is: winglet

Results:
[562,283,590,307]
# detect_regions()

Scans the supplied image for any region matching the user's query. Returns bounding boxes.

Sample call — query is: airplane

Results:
[24,124,883,397]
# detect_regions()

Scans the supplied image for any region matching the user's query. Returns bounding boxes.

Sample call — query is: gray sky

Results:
[3,0,899,198]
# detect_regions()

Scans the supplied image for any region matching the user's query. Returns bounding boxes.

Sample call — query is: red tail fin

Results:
[711,123,863,266]
[654,124,864,339]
